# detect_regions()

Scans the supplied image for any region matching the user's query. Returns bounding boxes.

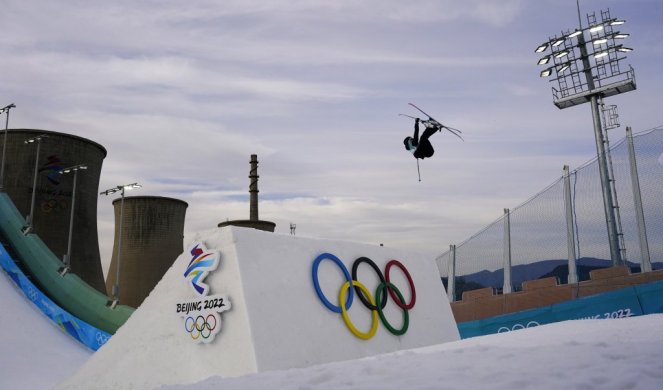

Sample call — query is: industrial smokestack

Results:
[218,154,275,232]
[249,154,259,221]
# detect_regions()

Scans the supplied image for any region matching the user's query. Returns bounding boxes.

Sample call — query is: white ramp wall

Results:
[59,227,459,390]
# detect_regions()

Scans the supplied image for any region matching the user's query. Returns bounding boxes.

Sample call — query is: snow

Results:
[160,316,663,390]
[57,227,459,389]
[2,226,663,389]
[0,269,91,390]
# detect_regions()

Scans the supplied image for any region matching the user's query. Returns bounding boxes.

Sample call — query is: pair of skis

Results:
[400,102,464,141]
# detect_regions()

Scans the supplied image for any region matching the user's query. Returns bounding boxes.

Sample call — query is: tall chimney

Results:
[249,154,259,221]
[218,154,275,232]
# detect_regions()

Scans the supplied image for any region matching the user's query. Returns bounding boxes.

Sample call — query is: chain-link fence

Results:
[438,126,663,300]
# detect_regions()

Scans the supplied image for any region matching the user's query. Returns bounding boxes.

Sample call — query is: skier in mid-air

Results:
[403,118,440,159]
[401,103,464,181]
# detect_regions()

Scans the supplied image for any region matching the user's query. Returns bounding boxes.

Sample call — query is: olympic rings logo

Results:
[184,313,219,342]
[26,286,38,302]
[95,332,109,346]
[497,321,540,333]
[311,253,416,340]
[41,198,67,213]
[184,313,220,343]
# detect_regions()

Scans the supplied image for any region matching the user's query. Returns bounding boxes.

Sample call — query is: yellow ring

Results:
[339,280,379,340]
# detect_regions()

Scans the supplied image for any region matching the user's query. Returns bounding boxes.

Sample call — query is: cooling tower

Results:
[105,196,188,308]
[0,128,107,292]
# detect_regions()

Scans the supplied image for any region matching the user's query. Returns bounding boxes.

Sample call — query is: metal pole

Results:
[576,29,623,266]
[626,127,652,273]
[113,187,126,303]
[26,139,41,229]
[503,208,513,294]
[0,105,13,191]
[63,169,78,269]
[589,95,623,265]
[447,244,456,302]
[563,165,579,283]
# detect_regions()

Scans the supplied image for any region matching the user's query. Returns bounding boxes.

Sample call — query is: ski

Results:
[398,113,419,120]
[408,102,434,119]
[408,103,464,141]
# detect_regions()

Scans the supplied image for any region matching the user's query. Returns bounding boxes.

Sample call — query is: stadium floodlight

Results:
[57,164,88,275]
[568,30,582,38]
[539,67,553,77]
[22,134,49,235]
[101,181,142,307]
[0,103,16,191]
[552,38,566,47]
[534,6,636,268]
[594,50,609,59]
[537,55,551,65]
[554,50,570,59]
[535,42,549,53]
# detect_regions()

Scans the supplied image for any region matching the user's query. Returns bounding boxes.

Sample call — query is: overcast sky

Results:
[2,0,662,274]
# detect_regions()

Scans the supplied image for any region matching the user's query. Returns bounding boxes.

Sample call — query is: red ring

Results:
[384,259,416,309]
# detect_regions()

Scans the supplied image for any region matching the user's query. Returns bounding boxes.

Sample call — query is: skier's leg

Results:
[419,126,438,143]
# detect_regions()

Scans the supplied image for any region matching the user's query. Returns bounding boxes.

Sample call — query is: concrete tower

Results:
[105,196,188,308]
[0,128,107,292]
[218,154,275,232]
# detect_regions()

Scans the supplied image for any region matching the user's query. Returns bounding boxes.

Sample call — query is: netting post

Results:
[626,127,652,273]
[447,244,456,302]
[563,165,579,284]
[503,208,513,294]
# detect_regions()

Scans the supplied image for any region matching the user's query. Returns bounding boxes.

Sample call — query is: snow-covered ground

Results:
[2,265,663,390]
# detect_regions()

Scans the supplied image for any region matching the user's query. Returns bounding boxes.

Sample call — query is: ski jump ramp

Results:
[60,226,459,389]
[0,192,133,335]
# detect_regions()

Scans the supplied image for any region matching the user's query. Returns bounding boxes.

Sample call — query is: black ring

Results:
[351,257,388,310]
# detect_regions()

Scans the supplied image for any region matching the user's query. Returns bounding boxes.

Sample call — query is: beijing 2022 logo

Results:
[176,242,231,344]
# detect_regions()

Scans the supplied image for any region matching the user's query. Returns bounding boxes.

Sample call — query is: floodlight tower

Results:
[58,164,88,275]
[0,103,16,191]
[101,182,142,306]
[535,5,635,266]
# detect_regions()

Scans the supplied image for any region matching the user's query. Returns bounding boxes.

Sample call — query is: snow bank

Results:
[58,227,458,390]
[0,265,91,390]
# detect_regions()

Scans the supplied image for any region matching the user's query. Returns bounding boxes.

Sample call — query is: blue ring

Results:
[312,253,353,313]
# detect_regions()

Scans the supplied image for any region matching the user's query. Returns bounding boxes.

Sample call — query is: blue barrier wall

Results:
[458,280,663,338]
[0,245,111,351]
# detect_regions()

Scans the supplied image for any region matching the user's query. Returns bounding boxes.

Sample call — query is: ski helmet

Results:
[403,136,413,150]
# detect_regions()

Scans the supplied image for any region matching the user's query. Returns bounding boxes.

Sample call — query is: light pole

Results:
[101,182,142,306]
[58,164,88,276]
[0,103,16,191]
[22,134,49,235]
[535,5,635,266]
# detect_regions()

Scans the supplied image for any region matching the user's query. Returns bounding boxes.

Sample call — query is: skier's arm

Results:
[413,118,420,145]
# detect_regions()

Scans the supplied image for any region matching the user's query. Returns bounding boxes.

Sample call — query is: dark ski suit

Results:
[405,119,438,159]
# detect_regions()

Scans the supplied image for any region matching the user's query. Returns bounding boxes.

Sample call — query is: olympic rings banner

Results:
[311,253,417,340]
[177,242,231,344]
